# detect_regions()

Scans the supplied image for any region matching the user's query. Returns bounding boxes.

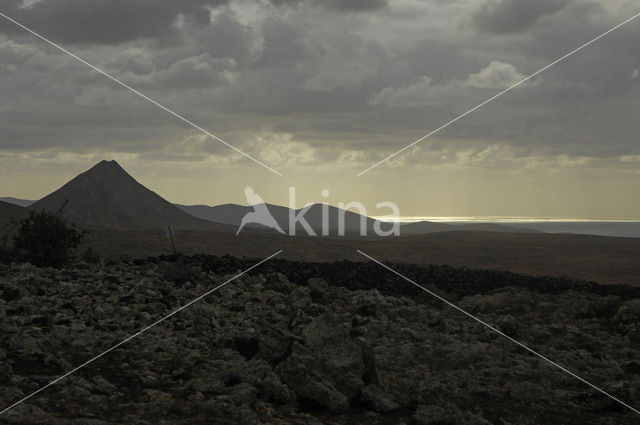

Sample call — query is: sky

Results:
[1,0,640,218]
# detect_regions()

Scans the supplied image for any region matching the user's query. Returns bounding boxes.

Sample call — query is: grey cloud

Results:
[404,39,484,83]
[1,0,639,170]
[104,48,155,75]
[319,0,387,11]
[269,0,387,12]
[193,12,255,63]
[118,53,237,90]
[253,18,313,69]
[464,61,526,89]
[473,0,571,34]
[517,2,640,93]
[0,0,227,44]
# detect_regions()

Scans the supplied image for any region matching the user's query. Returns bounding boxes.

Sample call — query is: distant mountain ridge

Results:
[0,200,29,222]
[177,203,537,235]
[176,202,381,235]
[6,159,537,236]
[28,160,234,232]
[0,201,29,244]
[0,197,35,207]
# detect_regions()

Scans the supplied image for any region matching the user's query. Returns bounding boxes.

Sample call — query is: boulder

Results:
[276,313,367,411]
[359,384,399,413]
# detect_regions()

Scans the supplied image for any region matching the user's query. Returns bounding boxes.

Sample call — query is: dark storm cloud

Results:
[0,0,639,171]
[473,0,571,34]
[319,0,387,11]
[269,0,387,12]
[194,12,254,62]
[404,38,483,83]
[253,18,312,68]
[0,0,227,44]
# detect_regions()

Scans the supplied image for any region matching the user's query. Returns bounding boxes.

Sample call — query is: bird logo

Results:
[236,186,286,235]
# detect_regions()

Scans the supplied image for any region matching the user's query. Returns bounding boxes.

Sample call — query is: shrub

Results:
[13,210,84,267]
[81,247,101,264]
[0,246,11,264]
[119,253,133,264]
[0,219,21,263]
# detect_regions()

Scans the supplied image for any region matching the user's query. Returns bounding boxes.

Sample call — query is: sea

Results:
[379,217,640,238]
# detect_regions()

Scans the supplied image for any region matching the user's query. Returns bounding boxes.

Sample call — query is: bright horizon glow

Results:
[373,216,640,223]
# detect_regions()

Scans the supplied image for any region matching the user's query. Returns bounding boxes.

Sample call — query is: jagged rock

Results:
[463,288,535,314]
[622,360,640,374]
[277,350,349,411]
[359,384,399,412]
[215,382,258,407]
[300,313,366,397]
[1,257,640,424]
[413,404,465,425]
[265,272,294,294]
[1,283,22,301]
[614,299,640,324]
[259,372,296,404]
[276,313,367,411]
[257,327,292,364]
[0,403,49,424]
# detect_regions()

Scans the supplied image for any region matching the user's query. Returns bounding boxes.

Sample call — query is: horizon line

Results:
[374,216,640,223]
[4,196,640,222]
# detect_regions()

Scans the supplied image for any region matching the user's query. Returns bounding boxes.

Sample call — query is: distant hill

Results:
[179,203,255,227]
[29,160,235,232]
[0,200,29,222]
[0,197,35,207]
[22,159,536,235]
[177,203,381,235]
[177,203,535,235]
[0,200,29,246]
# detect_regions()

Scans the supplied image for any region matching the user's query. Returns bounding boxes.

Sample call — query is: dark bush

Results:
[119,253,133,264]
[13,210,84,267]
[81,247,101,264]
[0,246,11,264]
[0,221,19,263]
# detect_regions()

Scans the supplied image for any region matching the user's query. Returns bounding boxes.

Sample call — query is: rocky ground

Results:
[1,255,640,424]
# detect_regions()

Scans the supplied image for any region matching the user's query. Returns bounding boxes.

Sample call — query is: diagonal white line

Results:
[357,11,640,176]
[356,249,640,416]
[0,250,283,416]
[0,11,282,177]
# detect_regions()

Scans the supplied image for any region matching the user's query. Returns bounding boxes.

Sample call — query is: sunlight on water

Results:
[373,216,640,223]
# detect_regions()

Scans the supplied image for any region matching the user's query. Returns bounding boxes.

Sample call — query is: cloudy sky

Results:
[1,0,640,218]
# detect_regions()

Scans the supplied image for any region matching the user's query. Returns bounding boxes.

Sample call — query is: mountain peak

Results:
[79,160,133,183]
[97,159,118,166]
[91,159,126,172]
[28,160,230,231]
